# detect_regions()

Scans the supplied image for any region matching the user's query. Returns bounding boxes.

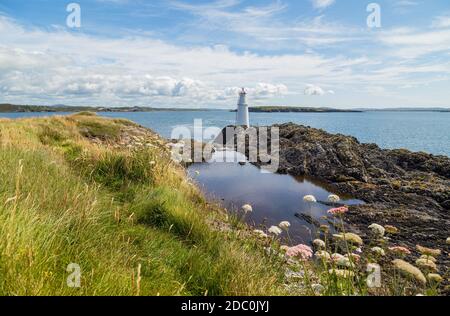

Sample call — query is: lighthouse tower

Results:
[236,88,250,127]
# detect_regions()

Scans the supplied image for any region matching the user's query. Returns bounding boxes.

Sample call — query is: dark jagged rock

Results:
[216,123,450,266]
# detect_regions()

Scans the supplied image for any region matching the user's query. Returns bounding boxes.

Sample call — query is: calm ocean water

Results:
[1,110,449,157]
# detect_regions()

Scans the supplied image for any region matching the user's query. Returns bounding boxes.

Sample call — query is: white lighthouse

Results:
[236,88,250,127]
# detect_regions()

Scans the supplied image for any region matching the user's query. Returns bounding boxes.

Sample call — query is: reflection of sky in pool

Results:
[188,151,363,245]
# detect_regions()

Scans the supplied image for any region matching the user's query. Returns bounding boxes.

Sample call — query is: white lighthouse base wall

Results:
[236,105,250,127]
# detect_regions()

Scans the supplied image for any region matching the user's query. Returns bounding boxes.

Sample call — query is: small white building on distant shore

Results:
[236,88,250,127]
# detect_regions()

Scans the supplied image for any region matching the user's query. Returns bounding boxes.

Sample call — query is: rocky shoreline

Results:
[216,123,450,268]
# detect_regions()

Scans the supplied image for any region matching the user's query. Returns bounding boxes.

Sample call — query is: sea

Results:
[2,110,449,156]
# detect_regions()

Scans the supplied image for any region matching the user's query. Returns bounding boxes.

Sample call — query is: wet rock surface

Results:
[217,123,450,267]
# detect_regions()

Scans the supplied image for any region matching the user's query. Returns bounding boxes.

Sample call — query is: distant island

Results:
[241,106,362,113]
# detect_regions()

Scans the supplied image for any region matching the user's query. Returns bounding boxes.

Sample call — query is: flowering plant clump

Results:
[248,192,444,296]
[384,225,399,234]
[415,258,438,272]
[371,247,386,256]
[416,245,441,257]
[331,253,345,262]
[427,274,443,284]
[286,244,313,261]
[336,256,352,268]
[315,251,331,262]
[388,246,411,256]
[253,229,268,239]
[341,233,363,246]
[368,223,385,237]
[327,206,349,216]
[420,255,436,263]
[392,259,426,285]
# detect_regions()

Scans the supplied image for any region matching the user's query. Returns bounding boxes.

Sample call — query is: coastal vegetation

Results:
[253,197,448,296]
[0,113,284,295]
[0,114,447,296]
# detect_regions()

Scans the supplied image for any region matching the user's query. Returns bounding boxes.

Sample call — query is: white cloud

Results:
[311,0,335,9]
[432,15,450,28]
[169,0,359,50]
[0,12,449,108]
[304,84,333,96]
[393,0,418,7]
[378,27,450,58]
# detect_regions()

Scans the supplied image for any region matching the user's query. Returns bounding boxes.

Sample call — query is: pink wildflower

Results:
[286,244,313,260]
[389,246,411,255]
[327,206,349,215]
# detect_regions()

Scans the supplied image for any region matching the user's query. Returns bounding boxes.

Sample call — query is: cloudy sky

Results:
[0,0,449,108]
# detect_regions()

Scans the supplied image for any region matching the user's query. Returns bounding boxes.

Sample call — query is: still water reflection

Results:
[188,151,363,245]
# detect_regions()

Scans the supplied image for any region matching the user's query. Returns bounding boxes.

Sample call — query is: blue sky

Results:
[0,0,449,108]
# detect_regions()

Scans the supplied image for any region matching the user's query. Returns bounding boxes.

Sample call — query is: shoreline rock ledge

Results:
[216,123,450,260]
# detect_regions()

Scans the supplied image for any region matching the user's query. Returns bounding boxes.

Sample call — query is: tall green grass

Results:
[0,114,284,296]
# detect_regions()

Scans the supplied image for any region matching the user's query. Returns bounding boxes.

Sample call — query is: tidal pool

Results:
[187,151,363,245]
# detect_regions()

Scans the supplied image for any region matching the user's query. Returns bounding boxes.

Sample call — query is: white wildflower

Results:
[371,247,386,256]
[241,204,253,213]
[253,230,268,239]
[268,226,282,236]
[303,195,317,203]
[279,221,291,230]
[331,253,345,262]
[328,194,340,203]
[337,257,352,268]
[315,251,331,261]
[313,239,326,249]
[368,223,385,237]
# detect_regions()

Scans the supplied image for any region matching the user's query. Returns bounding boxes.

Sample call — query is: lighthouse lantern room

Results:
[236,88,250,127]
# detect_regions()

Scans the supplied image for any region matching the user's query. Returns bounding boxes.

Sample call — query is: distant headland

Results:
[236,106,450,113]
[1,103,449,113]
[240,106,362,113]
[0,104,211,113]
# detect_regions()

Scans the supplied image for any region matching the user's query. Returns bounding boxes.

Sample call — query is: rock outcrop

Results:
[217,123,450,263]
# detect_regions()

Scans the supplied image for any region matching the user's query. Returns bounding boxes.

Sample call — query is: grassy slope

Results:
[0,113,284,296]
